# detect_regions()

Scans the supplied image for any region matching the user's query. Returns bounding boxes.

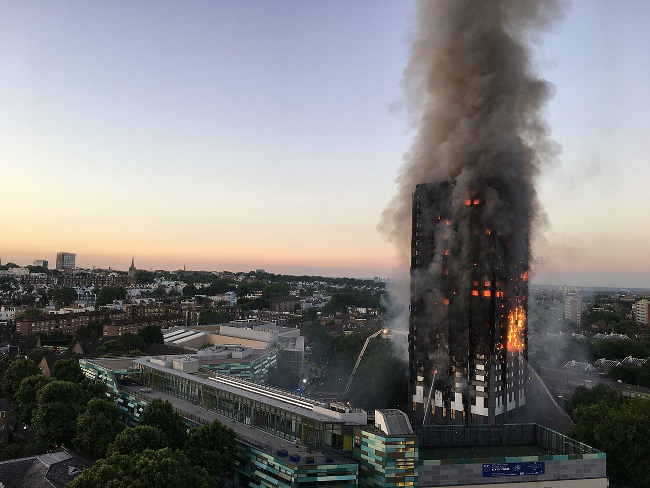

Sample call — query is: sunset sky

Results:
[1,1,649,287]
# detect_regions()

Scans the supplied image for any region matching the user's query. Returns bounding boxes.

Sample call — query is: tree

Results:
[198,309,231,325]
[152,285,167,296]
[305,323,334,364]
[1,359,42,399]
[107,426,168,456]
[32,380,86,446]
[73,321,104,341]
[51,358,84,383]
[612,319,640,336]
[139,398,187,449]
[348,354,408,410]
[52,287,78,307]
[568,398,650,487]
[564,384,624,419]
[27,347,52,364]
[135,270,157,284]
[20,308,45,319]
[609,360,650,388]
[67,448,217,488]
[118,332,145,352]
[206,279,236,295]
[182,284,199,297]
[183,419,237,478]
[80,377,109,403]
[96,286,127,307]
[96,340,123,354]
[73,398,125,459]
[0,356,11,383]
[11,375,49,424]
[138,324,164,347]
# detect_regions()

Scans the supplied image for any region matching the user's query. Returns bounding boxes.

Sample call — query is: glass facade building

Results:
[200,349,276,383]
[137,359,355,451]
[353,411,418,488]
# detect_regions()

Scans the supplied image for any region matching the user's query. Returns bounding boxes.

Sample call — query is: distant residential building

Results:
[0,448,90,484]
[21,272,134,287]
[635,299,650,327]
[56,252,76,270]
[103,315,183,337]
[0,334,41,356]
[17,310,126,336]
[270,295,300,312]
[5,267,29,276]
[0,306,16,323]
[565,295,582,326]
[38,356,57,378]
[33,259,48,268]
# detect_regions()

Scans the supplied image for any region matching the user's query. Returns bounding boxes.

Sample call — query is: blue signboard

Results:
[482,462,545,477]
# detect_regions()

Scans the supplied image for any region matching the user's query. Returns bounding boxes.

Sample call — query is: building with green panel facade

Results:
[79,357,607,488]
[353,410,418,488]
[79,356,366,488]
[198,347,277,382]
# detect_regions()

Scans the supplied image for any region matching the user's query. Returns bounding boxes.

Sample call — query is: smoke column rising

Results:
[380,1,566,334]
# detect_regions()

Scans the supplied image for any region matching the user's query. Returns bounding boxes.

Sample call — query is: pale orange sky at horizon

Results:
[2,1,650,288]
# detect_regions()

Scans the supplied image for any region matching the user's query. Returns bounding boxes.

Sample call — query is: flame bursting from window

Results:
[507,305,526,352]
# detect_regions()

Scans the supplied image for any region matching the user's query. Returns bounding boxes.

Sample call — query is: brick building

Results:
[16,310,126,336]
[103,315,184,337]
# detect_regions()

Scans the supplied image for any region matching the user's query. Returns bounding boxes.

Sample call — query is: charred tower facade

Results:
[409,182,529,426]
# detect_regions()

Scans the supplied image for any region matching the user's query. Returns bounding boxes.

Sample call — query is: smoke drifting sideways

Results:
[380,0,567,337]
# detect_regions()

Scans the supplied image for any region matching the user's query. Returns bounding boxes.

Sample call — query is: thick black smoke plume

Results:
[380,0,564,268]
[378,1,567,426]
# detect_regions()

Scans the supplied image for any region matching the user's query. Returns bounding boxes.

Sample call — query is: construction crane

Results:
[342,328,388,398]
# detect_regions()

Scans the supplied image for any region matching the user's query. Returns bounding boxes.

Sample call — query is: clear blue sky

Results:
[1,1,649,287]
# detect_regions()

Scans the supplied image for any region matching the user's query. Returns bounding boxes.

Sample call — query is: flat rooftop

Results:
[82,358,139,372]
[122,386,353,466]
[132,356,352,423]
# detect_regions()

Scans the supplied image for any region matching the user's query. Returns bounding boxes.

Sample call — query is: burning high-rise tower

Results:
[378,1,562,425]
[408,181,529,425]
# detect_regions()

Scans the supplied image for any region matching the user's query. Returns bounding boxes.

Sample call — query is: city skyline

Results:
[2,1,650,287]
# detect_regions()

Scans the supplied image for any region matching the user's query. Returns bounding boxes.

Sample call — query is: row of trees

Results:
[322,286,384,314]
[566,384,650,487]
[0,353,238,486]
[95,325,164,355]
[0,356,109,460]
[68,398,237,487]
[609,360,650,388]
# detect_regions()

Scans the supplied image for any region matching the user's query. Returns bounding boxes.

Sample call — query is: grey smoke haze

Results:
[380,0,565,266]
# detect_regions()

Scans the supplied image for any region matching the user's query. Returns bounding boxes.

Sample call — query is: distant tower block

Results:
[56,252,76,270]
[408,182,529,426]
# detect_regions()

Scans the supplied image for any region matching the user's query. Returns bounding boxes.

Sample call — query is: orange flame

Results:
[507,306,526,352]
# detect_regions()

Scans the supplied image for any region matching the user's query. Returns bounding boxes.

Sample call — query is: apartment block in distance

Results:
[635,299,650,327]
[564,295,582,326]
[56,252,76,270]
